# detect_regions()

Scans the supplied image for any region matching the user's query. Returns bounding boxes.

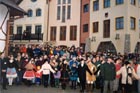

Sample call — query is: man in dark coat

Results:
[100,57,116,93]
[0,52,8,90]
[78,58,92,92]
[0,53,1,83]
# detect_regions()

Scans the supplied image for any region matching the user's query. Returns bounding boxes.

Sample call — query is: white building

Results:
[13,0,81,47]
[13,0,49,45]
[90,0,140,54]
[48,0,81,47]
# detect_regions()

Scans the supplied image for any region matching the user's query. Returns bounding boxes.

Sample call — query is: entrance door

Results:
[97,41,117,54]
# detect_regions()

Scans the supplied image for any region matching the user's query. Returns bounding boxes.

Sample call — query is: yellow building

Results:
[89,0,140,54]
[48,0,81,47]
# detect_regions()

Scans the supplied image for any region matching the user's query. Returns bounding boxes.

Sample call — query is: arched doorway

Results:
[97,41,117,54]
[135,42,140,54]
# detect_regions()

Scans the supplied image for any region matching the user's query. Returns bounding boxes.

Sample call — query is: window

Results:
[10,26,13,35]
[50,27,57,41]
[27,9,33,17]
[36,8,41,16]
[31,0,37,2]
[68,0,71,4]
[17,26,22,34]
[57,6,61,20]
[104,0,110,8]
[83,24,88,32]
[60,26,66,40]
[58,0,61,4]
[35,25,42,34]
[93,22,99,33]
[67,5,71,19]
[116,17,124,30]
[93,0,99,11]
[116,0,124,5]
[83,4,89,13]
[70,26,77,40]
[63,0,66,4]
[130,0,135,5]
[103,20,110,38]
[130,17,136,30]
[62,6,66,22]
[26,26,32,33]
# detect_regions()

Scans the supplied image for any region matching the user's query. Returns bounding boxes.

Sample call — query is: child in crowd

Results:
[70,63,78,89]
[35,66,42,86]
[60,60,69,90]
[53,68,61,88]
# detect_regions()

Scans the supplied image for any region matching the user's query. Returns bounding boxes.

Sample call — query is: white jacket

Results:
[39,62,55,75]
[117,66,139,85]
[137,64,140,77]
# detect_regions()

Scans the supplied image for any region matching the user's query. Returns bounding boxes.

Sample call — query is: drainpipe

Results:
[79,0,82,47]
[46,0,50,44]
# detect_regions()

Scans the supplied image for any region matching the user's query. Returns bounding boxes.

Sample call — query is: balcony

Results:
[11,34,43,41]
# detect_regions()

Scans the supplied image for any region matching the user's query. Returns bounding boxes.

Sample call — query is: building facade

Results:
[13,0,81,47]
[0,0,25,55]
[80,0,90,51]
[48,0,81,47]
[13,0,49,45]
[89,0,140,54]
[12,0,140,54]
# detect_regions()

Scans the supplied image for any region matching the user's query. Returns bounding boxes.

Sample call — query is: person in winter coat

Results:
[100,57,116,93]
[15,53,23,85]
[117,61,140,93]
[69,56,78,69]
[23,58,36,86]
[78,58,92,93]
[113,58,122,93]
[70,63,78,89]
[33,45,41,57]
[38,60,56,88]
[35,66,42,86]
[53,68,61,88]
[60,59,69,90]
[137,62,140,93]
[50,57,58,87]
[1,52,8,90]
[86,57,97,92]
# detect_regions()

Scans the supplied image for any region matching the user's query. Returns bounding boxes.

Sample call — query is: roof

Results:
[0,0,26,16]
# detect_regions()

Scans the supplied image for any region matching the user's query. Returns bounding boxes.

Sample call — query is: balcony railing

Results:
[11,34,43,41]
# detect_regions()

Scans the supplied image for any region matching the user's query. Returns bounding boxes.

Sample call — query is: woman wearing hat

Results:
[23,58,36,86]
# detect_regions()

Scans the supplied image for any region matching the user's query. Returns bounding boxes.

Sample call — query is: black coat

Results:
[78,64,92,82]
[7,60,19,70]
[100,62,116,81]
[1,58,8,74]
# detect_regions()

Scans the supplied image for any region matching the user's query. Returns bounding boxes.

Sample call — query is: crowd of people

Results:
[0,44,140,93]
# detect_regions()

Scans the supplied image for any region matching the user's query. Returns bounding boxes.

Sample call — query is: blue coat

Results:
[69,60,78,69]
[70,67,78,81]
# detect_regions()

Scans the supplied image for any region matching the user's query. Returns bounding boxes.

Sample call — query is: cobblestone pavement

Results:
[0,85,100,93]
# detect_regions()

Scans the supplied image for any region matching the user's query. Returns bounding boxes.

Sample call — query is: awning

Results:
[0,0,26,16]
